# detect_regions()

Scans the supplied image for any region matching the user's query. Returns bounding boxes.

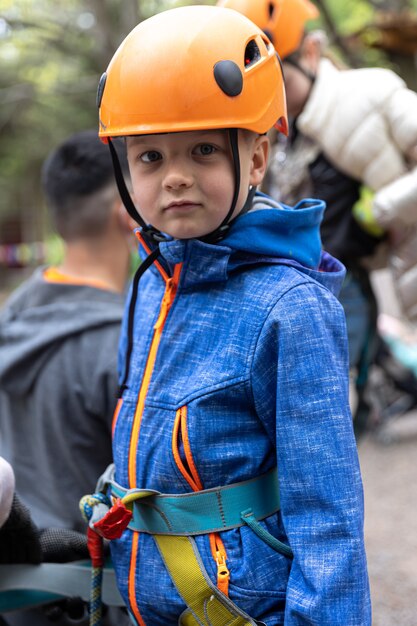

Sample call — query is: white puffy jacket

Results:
[297,58,417,322]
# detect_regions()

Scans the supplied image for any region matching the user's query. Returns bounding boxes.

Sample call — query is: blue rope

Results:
[79,493,111,626]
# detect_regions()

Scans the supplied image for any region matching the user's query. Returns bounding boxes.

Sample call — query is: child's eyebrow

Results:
[127,136,154,146]
[127,131,225,146]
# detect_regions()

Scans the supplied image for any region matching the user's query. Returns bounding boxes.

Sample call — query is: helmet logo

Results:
[97,72,107,109]
[214,60,243,97]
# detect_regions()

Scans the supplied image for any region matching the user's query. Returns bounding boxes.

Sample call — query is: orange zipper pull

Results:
[215,548,230,596]
[154,278,175,330]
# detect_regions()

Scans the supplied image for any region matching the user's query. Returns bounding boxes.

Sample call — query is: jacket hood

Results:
[0,268,124,395]
[225,192,323,268]
[155,192,345,297]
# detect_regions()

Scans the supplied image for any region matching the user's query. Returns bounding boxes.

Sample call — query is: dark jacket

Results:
[0,268,125,531]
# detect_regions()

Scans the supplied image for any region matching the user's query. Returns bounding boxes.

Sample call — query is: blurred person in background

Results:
[0,129,134,625]
[220,0,417,435]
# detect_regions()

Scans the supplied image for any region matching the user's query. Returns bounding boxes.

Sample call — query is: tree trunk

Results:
[314,0,361,67]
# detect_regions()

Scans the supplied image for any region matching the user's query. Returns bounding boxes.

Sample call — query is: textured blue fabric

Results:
[112,194,371,625]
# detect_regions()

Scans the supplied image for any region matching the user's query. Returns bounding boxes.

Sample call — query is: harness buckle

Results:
[93,499,133,540]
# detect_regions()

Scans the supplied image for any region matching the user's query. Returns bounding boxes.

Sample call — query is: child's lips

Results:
[164,200,201,212]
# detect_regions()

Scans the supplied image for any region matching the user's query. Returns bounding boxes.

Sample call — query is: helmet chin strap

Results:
[201,128,256,244]
[284,56,316,83]
[108,139,168,245]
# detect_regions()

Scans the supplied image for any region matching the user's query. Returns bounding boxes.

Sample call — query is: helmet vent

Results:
[214,60,243,97]
[261,36,273,52]
[268,2,276,19]
[244,40,261,68]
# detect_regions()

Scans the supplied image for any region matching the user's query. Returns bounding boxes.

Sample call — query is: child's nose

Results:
[163,161,193,190]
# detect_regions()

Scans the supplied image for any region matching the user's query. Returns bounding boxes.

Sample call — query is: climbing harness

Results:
[81,465,292,626]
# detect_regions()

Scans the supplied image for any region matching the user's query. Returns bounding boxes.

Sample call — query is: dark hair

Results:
[41,129,129,241]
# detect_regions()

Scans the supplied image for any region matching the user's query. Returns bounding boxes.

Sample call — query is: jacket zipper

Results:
[127,236,181,626]
[210,533,230,596]
[128,263,181,488]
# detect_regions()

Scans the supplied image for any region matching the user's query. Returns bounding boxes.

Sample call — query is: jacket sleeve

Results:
[373,167,417,228]
[373,87,417,228]
[251,281,371,625]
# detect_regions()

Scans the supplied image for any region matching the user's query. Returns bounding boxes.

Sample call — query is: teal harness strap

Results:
[111,468,280,535]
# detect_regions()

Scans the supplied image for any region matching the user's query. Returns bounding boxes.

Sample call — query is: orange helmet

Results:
[97,5,288,140]
[218,0,319,59]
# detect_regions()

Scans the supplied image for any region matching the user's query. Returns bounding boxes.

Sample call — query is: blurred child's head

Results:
[97,5,288,242]
[219,0,320,118]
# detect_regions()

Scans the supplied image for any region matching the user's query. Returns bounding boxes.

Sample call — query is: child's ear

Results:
[250,134,269,187]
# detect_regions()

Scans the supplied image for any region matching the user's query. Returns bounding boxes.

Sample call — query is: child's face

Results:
[126,129,268,239]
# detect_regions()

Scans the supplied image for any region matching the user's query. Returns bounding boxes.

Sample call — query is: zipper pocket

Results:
[172,406,230,595]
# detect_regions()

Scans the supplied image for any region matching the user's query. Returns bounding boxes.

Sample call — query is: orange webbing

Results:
[43,267,114,291]
[112,398,123,438]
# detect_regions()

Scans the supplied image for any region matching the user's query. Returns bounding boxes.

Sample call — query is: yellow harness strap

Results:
[154,535,256,626]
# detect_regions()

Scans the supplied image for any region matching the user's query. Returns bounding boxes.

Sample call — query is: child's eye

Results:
[140,150,162,163]
[194,144,216,156]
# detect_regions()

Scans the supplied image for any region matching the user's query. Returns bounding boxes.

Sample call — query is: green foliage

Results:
[44,234,65,266]
[0,1,100,233]
[324,0,374,35]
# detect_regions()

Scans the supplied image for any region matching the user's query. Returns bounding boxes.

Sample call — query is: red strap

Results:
[87,526,104,568]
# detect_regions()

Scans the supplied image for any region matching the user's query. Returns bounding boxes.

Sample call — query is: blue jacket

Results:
[111,193,371,625]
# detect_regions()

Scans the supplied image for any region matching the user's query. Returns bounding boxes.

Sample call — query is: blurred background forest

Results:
[1,0,417,287]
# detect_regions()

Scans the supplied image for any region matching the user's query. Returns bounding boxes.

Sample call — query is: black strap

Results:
[222,128,241,228]
[118,246,161,396]
[284,56,316,83]
[108,140,171,245]
[201,128,242,244]
[108,139,146,228]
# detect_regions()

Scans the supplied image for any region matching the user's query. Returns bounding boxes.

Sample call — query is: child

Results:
[94,5,370,625]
